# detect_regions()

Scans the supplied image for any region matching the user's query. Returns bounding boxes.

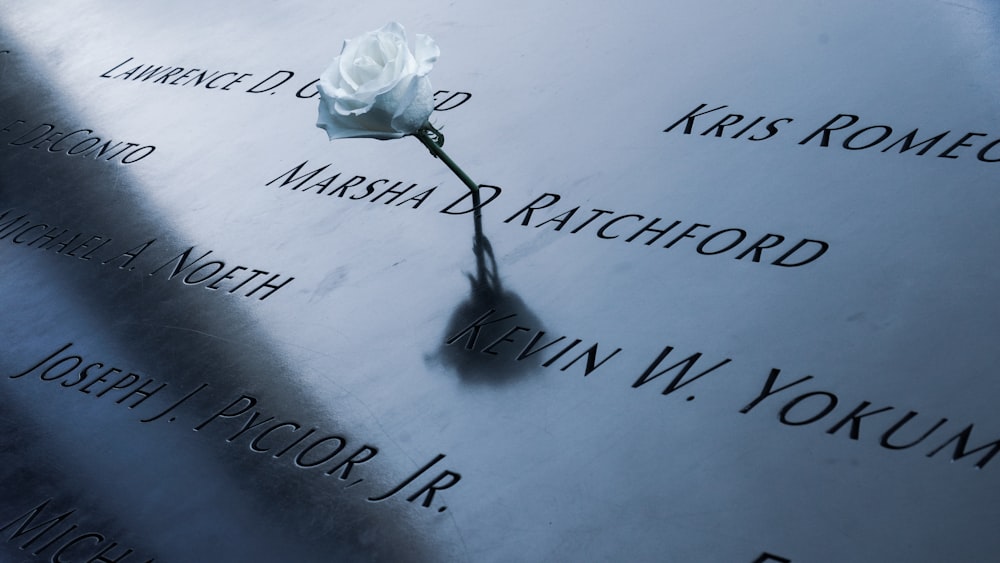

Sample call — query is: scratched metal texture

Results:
[1,1,999,561]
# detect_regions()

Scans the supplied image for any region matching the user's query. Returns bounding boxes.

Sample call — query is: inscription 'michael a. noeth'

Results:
[0,208,294,301]
[1,499,154,563]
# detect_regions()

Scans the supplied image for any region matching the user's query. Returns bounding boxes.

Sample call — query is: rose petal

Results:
[389,75,434,133]
[336,41,361,91]
[317,102,404,140]
[413,34,439,75]
[316,22,437,141]
[379,21,407,41]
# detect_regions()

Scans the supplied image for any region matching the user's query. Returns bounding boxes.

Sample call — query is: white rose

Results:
[316,22,440,140]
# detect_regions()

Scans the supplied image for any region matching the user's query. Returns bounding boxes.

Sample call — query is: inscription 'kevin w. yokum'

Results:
[446,308,623,377]
[445,308,735,400]
[741,368,1000,469]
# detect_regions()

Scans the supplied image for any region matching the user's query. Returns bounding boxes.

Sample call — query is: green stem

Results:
[414,125,484,240]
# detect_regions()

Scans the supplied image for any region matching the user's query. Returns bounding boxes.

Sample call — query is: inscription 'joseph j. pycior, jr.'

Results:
[7,342,465,513]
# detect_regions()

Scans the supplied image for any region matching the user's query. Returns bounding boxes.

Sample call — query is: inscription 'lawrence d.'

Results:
[97,57,474,112]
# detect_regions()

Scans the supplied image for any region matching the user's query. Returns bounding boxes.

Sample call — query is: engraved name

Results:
[1,119,155,164]
[98,57,472,111]
[665,102,1000,163]
[8,342,463,513]
[266,161,830,268]
[447,306,998,471]
[0,208,295,301]
[740,368,1000,469]
[195,394,462,512]
[1,499,155,563]
[9,342,207,423]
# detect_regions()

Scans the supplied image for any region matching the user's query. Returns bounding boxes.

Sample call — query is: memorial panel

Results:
[1,1,999,561]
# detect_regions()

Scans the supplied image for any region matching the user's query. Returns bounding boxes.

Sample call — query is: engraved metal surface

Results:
[2,1,999,561]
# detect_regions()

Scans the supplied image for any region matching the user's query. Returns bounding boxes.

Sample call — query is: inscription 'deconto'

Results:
[1,119,155,165]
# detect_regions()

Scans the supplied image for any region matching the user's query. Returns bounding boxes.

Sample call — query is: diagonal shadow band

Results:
[0,23,441,562]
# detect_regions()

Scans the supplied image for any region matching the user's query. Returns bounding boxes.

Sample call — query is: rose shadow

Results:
[434,231,544,385]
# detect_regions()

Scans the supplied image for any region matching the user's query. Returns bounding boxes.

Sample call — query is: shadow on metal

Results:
[435,231,544,385]
[0,23,442,562]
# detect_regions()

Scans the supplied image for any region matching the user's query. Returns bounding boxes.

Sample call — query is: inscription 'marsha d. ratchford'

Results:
[0,208,295,301]
[1,119,155,164]
[266,161,830,268]
[502,193,828,268]
[265,160,442,208]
